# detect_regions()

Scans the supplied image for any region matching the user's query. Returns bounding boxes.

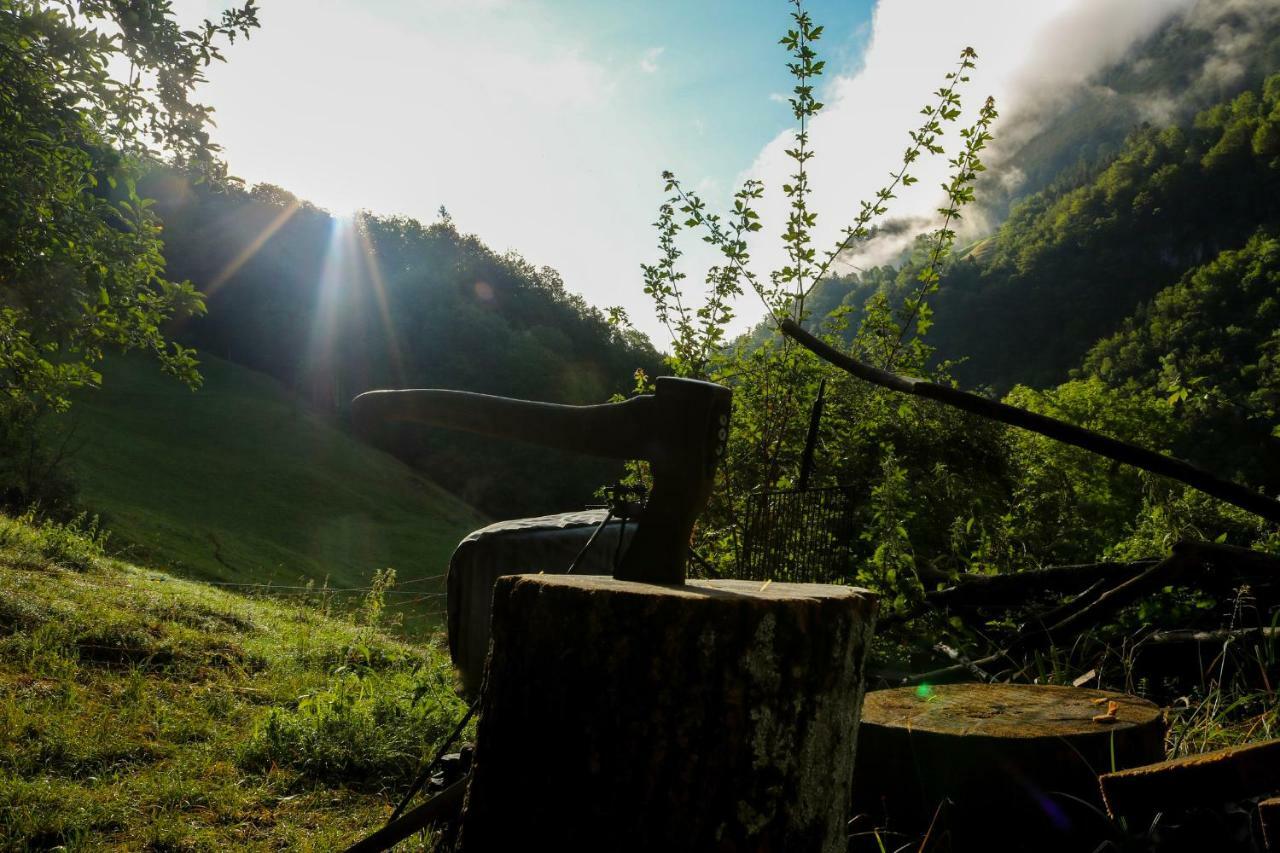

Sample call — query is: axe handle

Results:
[352,388,657,461]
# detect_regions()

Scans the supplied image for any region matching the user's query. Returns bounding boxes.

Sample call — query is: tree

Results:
[0,0,258,422]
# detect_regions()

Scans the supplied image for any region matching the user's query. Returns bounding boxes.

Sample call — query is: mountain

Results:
[980,0,1280,224]
[807,68,1280,394]
[145,176,662,519]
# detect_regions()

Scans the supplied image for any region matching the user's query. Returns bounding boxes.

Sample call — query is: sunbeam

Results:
[205,198,301,296]
[355,218,407,386]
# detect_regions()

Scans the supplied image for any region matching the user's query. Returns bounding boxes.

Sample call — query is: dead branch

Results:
[928,560,1155,608]
[781,318,1280,524]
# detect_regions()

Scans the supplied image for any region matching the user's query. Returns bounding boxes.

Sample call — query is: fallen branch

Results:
[928,560,1155,608]
[891,651,1007,686]
[344,775,468,853]
[1039,550,1197,644]
[781,319,1280,524]
[934,643,994,682]
[1145,626,1280,645]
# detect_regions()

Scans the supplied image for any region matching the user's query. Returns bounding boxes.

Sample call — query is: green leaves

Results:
[0,0,257,417]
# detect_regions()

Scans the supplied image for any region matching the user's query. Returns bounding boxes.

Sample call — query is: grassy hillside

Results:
[0,513,467,849]
[65,354,487,628]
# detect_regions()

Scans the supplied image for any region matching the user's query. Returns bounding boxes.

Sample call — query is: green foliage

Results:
[0,510,460,849]
[240,664,464,790]
[637,1,1001,620]
[0,1,258,422]
[1084,231,1280,484]
[1001,378,1182,561]
[0,509,107,572]
[359,567,396,629]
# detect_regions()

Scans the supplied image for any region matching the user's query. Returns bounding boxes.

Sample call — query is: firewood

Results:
[928,560,1154,608]
[1099,738,1280,819]
[1261,796,1280,850]
[1146,626,1280,645]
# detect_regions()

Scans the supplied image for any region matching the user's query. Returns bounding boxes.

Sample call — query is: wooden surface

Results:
[1100,737,1280,818]
[457,574,877,853]
[853,683,1164,846]
[1261,796,1280,850]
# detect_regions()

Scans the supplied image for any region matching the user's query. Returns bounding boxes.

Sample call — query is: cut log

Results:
[457,574,877,853]
[853,683,1164,846]
[1261,796,1280,850]
[1100,738,1280,819]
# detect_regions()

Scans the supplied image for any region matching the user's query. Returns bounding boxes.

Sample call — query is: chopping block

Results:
[457,574,877,853]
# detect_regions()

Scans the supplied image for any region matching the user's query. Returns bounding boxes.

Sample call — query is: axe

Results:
[351,377,731,584]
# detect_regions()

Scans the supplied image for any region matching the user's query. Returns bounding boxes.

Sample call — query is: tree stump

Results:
[457,574,877,853]
[852,683,1164,846]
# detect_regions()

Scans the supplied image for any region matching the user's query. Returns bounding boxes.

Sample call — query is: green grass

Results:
[0,512,468,850]
[64,354,487,630]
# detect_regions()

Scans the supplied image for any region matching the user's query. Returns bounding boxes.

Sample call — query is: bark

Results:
[457,574,878,853]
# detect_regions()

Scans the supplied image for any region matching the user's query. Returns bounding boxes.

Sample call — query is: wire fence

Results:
[200,573,447,596]
[739,486,858,583]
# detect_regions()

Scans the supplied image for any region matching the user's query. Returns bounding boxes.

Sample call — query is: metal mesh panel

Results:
[740,486,857,583]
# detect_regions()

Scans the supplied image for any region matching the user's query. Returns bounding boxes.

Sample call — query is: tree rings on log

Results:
[852,683,1164,846]
[457,574,877,853]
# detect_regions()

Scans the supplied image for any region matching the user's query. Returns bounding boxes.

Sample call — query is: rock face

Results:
[852,683,1165,847]
[457,574,878,853]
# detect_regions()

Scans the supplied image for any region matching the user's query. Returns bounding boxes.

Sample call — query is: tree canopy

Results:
[0,0,258,419]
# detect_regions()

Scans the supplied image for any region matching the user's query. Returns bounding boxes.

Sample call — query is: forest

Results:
[2,0,1280,849]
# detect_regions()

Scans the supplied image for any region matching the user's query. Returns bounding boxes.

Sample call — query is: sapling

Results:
[629,0,998,585]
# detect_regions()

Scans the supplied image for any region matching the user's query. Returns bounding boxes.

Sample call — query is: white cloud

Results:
[737,0,1194,302]
[640,46,664,74]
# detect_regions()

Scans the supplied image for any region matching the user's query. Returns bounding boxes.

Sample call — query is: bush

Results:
[239,665,466,790]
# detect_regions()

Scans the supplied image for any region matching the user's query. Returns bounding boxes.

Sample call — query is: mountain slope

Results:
[807,70,1280,393]
[0,512,465,849]
[979,0,1280,223]
[67,353,486,610]
[145,177,661,519]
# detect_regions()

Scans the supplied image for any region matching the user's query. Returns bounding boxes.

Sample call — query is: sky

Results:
[175,0,1194,343]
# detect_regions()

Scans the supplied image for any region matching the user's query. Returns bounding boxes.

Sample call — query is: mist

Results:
[743,0,1278,287]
